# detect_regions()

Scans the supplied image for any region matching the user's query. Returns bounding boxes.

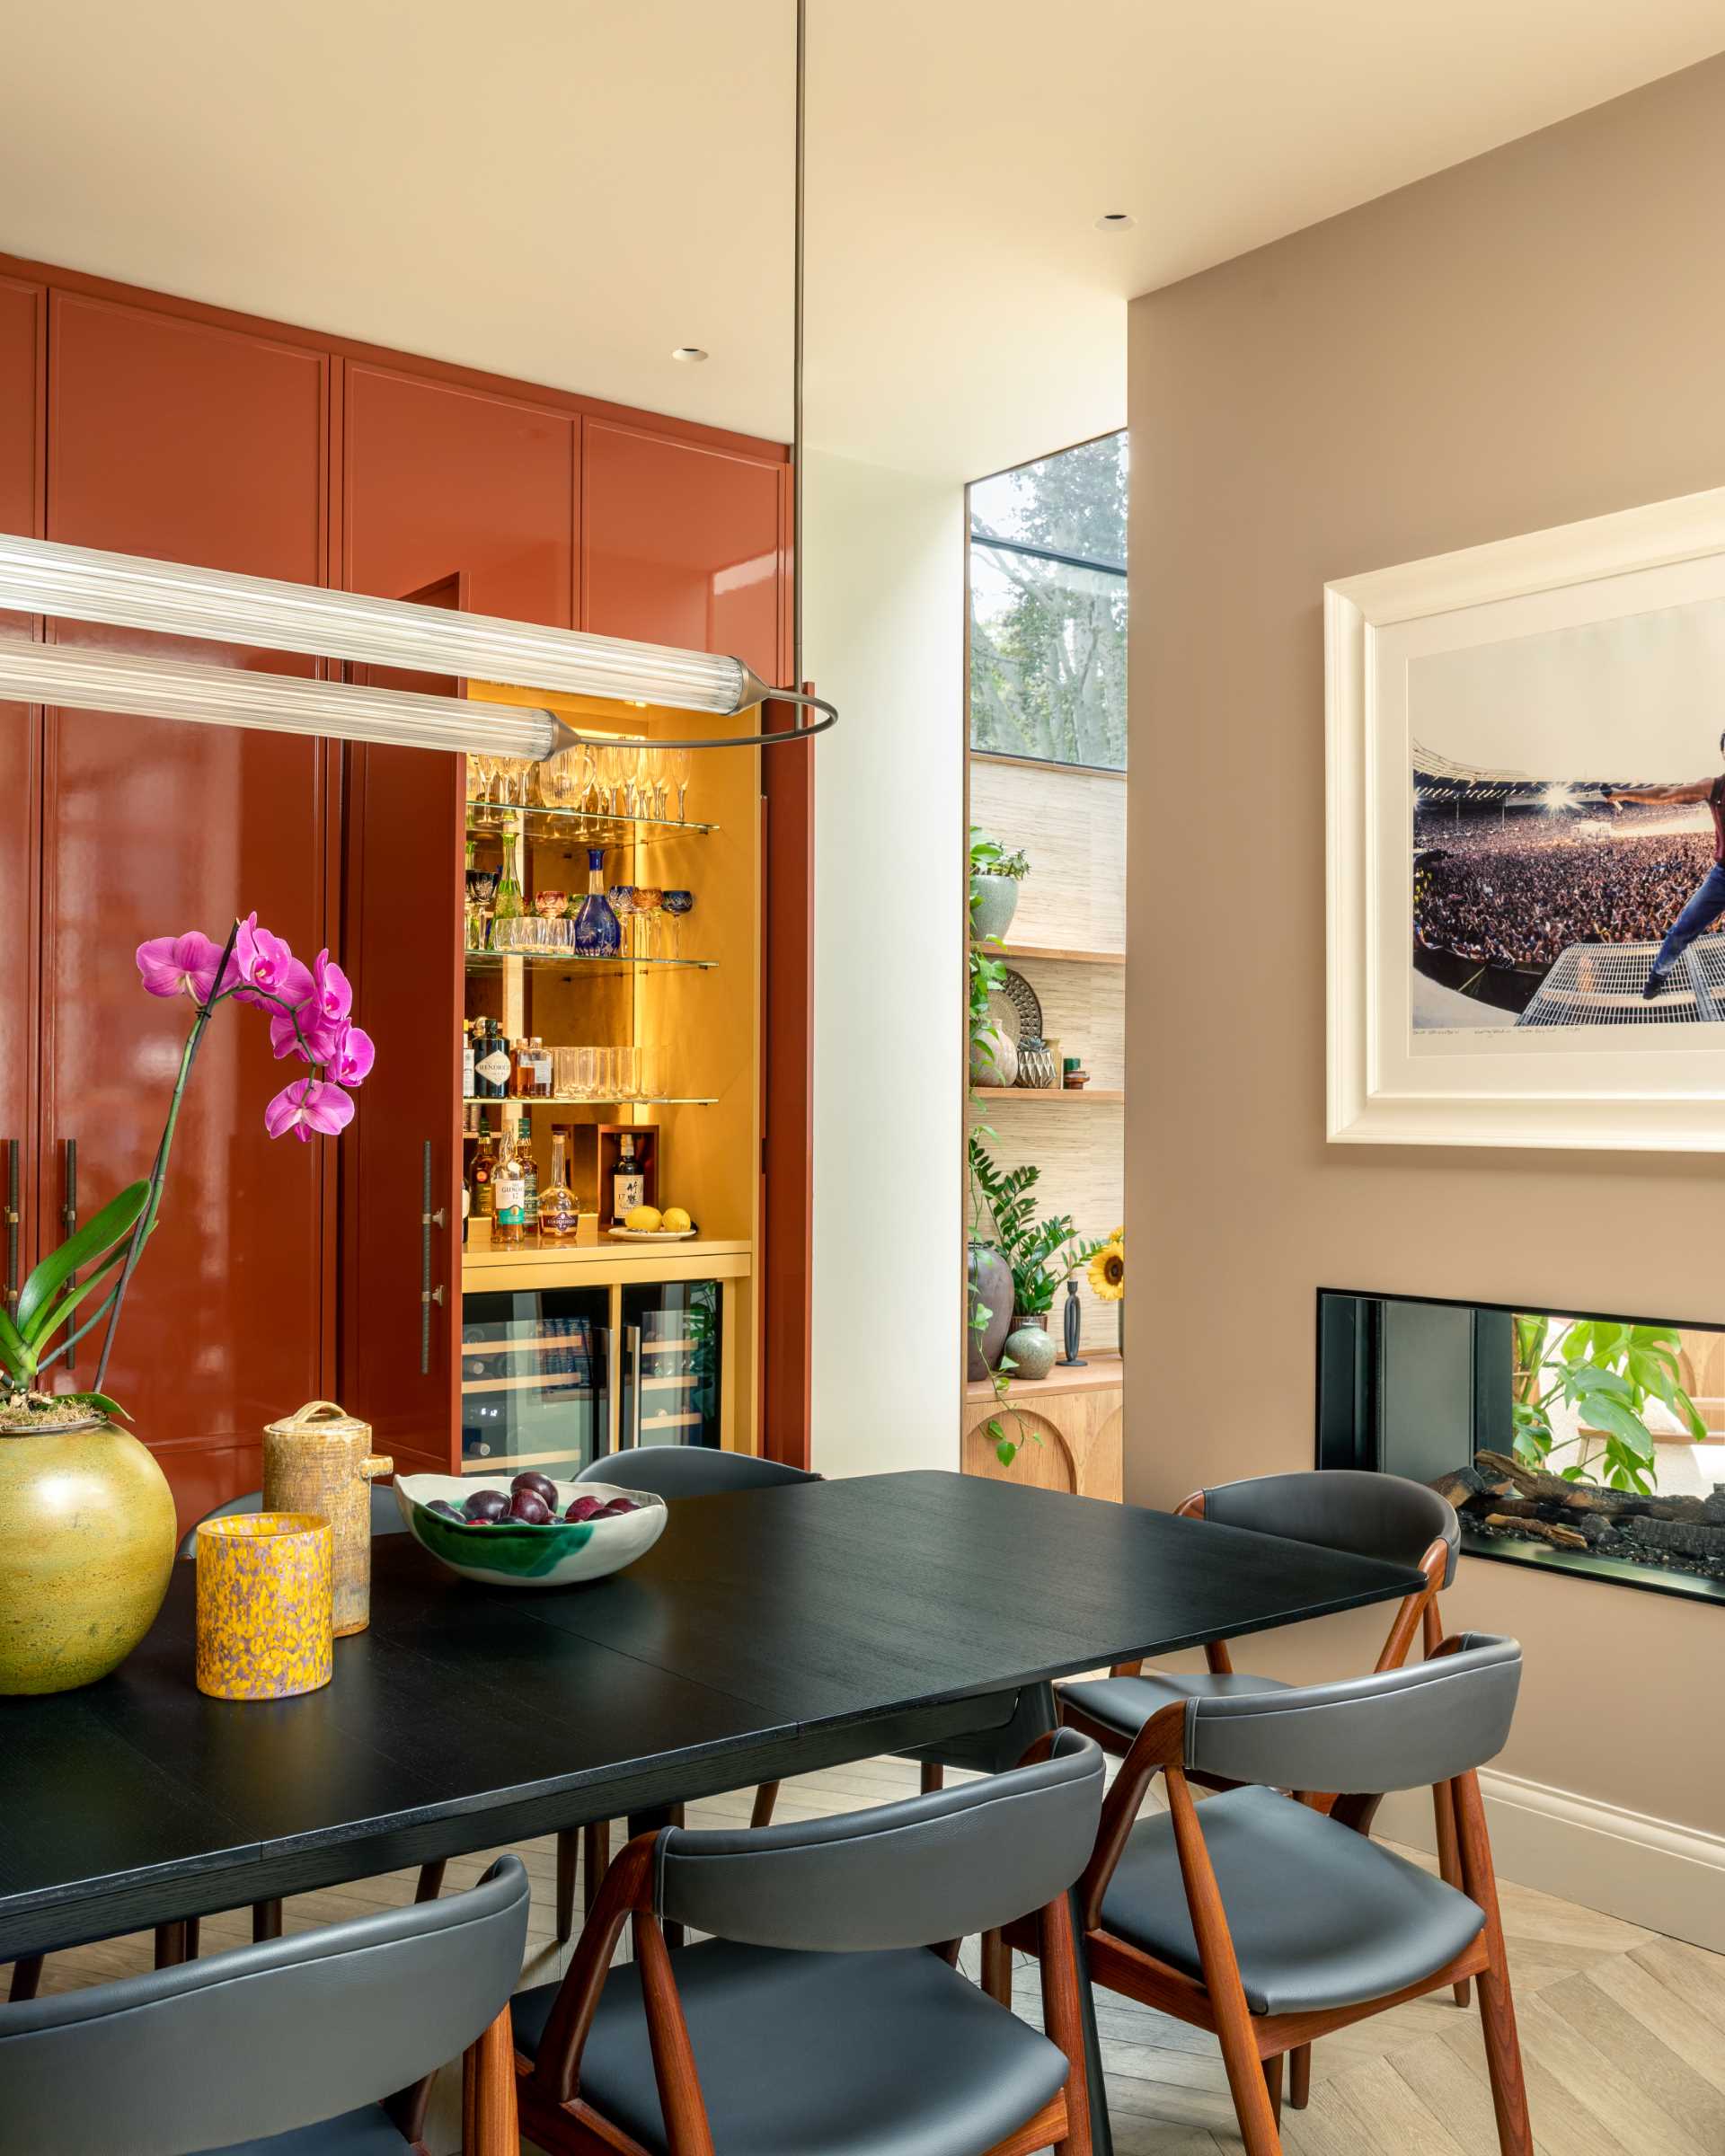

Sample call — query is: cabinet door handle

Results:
[604,1326,619,1460]
[418,1140,444,1377]
[3,1137,20,1320]
[628,1324,642,1448]
[60,1138,77,1369]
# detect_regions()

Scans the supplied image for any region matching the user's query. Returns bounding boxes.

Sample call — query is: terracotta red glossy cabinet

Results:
[0,276,43,1321]
[39,295,332,1523]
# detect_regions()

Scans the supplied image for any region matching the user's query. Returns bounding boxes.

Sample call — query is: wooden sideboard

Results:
[961,1353,1122,1500]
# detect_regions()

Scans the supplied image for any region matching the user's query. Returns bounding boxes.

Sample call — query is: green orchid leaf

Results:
[63,1390,130,1421]
[15,1180,149,1337]
[0,1300,34,1381]
[21,1237,136,1351]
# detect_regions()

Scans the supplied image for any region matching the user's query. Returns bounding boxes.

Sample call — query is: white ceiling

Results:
[2,2,1721,482]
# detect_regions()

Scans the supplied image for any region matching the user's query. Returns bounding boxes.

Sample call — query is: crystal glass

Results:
[574,1046,598,1100]
[661,889,694,959]
[615,1045,641,1101]
[607,886,639,958]
[668,745,692,821]
[552,1047,580,1098]
[632,888,663,960]
[636,1042,662,1099]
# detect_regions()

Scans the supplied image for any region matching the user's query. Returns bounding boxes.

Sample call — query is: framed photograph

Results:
[1327,486,1725,1151]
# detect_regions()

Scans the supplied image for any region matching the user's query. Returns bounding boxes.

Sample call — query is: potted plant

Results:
[969,827,1031,948]
[969,1137,1102,1421]
[0,915,374,1695]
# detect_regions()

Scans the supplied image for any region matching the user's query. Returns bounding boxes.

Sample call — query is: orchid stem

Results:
[93,915,243,1397]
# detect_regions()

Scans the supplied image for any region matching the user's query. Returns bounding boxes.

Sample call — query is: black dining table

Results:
[0,1469,1425,2152]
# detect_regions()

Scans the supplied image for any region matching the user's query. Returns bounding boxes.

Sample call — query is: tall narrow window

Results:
[969,432,1127,771]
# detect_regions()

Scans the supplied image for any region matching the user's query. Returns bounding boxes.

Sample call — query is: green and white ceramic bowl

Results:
[394,1474,667,1587]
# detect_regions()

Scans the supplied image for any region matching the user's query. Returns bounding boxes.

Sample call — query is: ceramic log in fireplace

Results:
[1317,1289,1725,1608]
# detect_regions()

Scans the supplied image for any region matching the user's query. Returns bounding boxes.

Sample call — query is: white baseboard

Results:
[1377,1771,1725,1956]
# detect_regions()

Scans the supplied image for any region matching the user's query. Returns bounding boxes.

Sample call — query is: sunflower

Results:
[1088,1239,1126,1302]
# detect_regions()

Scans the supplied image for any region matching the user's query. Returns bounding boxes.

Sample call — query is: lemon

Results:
[661,1206,692,1233]
[625,1204,663,1233]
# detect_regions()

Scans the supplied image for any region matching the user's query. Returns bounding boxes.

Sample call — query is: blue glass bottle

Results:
[571,847,622,957]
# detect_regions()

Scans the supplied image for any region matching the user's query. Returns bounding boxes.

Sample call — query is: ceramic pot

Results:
[969,1022,1019,1089]
[195,1513,333,1701]
[262,1399,393,1638]
[1004,1321,1057,1382]
[967,1243,1014,1377]
[969,872,1021,946]
[1015,1040,1057,1090]
[0,1420,177,1694]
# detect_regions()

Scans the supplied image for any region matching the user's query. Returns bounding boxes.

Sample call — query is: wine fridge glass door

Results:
[619,1278,722,1450]
[461,1286,613,1477]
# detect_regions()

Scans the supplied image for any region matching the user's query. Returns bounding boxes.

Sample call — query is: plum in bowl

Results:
[394,1472,667,1587]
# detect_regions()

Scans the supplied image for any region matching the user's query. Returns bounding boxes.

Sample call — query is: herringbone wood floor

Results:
[22,1753,1724,2154]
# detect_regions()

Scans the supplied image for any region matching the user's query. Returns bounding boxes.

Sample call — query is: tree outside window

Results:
[969,432,1127,771]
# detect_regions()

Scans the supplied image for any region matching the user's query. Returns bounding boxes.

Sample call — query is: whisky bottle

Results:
[540,1130,580,1241]
[471,1113,497,1218]
[613,1133,645,1224]
[522,1134,541,1238]
[492,1118,527,1248]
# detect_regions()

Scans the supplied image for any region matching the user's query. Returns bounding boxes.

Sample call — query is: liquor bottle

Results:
[540,1130,580,1241]
[473,1020,510,1100]
[521,1133,541,1238]
[493,829,524,923]
[612,1133,645,1224]
[571,847,622,957]
[471,1112,497,1218]
[525,1037,553,1099]
[492,1118,527,1248]
[461,1019,475,1100]
[461,1171,471,1247]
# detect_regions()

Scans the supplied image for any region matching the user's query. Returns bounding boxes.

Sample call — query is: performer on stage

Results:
[1607,735,1725,998]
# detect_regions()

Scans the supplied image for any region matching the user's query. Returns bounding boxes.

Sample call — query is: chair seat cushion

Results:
[201,2102,411,2156]
[513,1938,1069,2156]
[1100,1785,1485,2016]
[1060,1668,1290,1741]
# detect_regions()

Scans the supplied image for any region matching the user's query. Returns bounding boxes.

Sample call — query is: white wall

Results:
[803,450,965,1476]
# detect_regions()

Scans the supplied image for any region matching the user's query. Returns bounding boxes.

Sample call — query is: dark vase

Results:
[967,1243,1013,1378]
[1061,1277,1087,1366]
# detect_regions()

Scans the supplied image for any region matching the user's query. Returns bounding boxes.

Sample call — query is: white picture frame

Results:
[1327,485,1725,1152]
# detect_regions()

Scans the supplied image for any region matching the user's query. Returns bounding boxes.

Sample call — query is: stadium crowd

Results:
[1413,812,1719,968]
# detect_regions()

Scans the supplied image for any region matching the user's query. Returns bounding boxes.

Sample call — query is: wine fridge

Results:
[460,1286,612,1477]
[618,1278,722,1450]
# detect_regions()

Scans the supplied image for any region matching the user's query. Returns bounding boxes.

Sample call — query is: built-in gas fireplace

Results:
[1317,1290,1725,1605]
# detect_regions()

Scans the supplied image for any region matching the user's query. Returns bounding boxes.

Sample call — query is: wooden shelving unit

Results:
[971,1087,1125,1102]
[986,941,1125,968]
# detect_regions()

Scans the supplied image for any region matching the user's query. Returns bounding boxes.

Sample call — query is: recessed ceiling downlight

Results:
[1094,212,1136,231]
[672,346,709,362]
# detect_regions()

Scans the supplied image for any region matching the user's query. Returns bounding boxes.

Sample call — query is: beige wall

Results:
[1127,54,1725,1839]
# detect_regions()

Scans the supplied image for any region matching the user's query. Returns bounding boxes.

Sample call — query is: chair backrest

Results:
[1200,1468,1460,1588]
[1185,1633,1520,1795]
[580,1445,820,1501]
[656,1728,1104,1950]
[177,1481,408,1559]
[0,1855,529,2156]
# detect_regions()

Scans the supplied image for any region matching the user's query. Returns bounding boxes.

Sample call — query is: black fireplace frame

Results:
[1315,1286,1725,1610]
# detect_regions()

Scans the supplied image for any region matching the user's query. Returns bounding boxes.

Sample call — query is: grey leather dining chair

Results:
[511,1728,1106,2156]
[1018,1635,1530,2156]
[561,1445,821,1940]
[0,1852,531,2156]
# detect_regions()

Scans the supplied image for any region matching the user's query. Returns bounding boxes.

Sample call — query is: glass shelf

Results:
[464,1094,717,1109]
[464,951,716,975]
[466,803,714,847]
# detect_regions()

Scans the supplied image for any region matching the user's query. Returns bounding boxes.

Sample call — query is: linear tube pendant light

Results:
[0,635,580,761]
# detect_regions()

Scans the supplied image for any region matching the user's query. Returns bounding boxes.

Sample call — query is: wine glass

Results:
[597,741,629,818]
[607,886,639,958]
[632,888,664,960]
[668,746,692,822]
[661,889,694,959]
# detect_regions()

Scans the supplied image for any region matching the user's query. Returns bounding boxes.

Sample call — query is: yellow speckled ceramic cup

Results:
[195,1512,333,1702]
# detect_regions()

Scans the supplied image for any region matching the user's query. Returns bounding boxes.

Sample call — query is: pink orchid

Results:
[266,1000,341,1065]
[263,1077,355,1144]
[233,913,314,1012]
[311,950,353,1026]
[135,931,226,1004]
[331,1021,376,1088]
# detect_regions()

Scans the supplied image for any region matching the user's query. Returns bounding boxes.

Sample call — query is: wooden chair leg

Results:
[153,1921,191,1968]
[1432,1779,1472,2007]
[749,1780,781,1828]
[252,1898,283,1943]
[582,1820,611,1920]
[1454,1770,1532,2156]
[556,1827,579,1942]
[414,1859,447,1903]
[1263,2052,1283,2126]
[461,2001,520,2156]
[980,1927,1012,2005]
[919,1761,944,1795]
[1288,2043,1311,2109]
[8,1955,44,2002]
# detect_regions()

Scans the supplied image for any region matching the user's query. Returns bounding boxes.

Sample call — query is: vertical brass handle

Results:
[61,1138,77,1369]
[3,1137,20,1320]
[628,1324,642,1448]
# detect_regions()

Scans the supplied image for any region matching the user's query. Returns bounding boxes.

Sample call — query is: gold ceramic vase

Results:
[0,1420,178,1695]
